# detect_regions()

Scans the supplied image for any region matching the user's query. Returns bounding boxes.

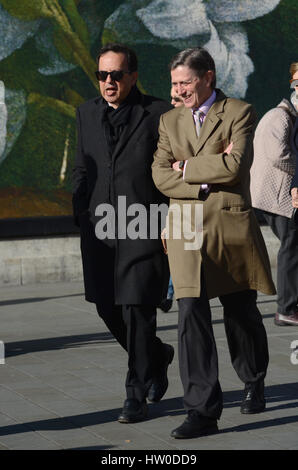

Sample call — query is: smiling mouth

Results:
[182,94,192,102]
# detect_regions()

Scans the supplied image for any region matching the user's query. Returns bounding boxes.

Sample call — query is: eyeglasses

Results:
[95,70,131,82]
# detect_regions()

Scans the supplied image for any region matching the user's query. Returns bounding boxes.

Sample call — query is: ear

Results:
[205,70,214,88]
[131,71,138,86]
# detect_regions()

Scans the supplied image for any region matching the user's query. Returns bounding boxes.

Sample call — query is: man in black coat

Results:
[72,43,173,423]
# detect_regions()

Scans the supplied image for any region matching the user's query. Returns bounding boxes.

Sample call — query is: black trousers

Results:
[262,211,298,315]
[96,301,165,403]
[177,282,269,419]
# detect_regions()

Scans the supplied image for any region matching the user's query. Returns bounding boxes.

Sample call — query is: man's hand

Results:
[161,228,168,254]
[172,160,183,172]
[291,187,298,208]
[224,141,233,154]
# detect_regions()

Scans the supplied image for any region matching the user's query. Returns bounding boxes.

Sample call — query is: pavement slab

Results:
[1,269,298,452]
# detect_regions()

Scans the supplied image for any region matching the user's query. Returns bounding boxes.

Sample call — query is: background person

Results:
[251,62,298,326]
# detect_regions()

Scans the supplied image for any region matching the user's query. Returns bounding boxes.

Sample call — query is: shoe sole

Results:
[118,412,148,424]
[118,416,147,424]
[148,346,175,403]
[171,426,219,439]
[274,319,298,326]
[240,405,265,414]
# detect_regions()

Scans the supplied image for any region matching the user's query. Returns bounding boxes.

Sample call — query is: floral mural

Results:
[0,0,296,222]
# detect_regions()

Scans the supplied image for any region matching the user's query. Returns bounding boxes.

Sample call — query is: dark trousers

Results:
[262,211,298,315]
[96,302,165,403]
[178,284,269,420]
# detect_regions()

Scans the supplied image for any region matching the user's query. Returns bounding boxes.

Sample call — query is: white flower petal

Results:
[104,3,209,49]
[204,22,254,97]
[0,81,7,161]
[36,27,76,76]
[0,4,41,61]
[137,0,209,39]
[204,0,281,23]
[0,86,26,164]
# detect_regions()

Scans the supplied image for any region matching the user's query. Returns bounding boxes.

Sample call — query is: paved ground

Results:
[0,268,298,451]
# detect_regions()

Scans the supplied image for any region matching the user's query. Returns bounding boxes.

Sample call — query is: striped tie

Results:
[194,110,210,193]
[195,110,204,137]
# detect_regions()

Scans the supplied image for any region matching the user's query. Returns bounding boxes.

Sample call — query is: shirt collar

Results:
[192,89,216,117]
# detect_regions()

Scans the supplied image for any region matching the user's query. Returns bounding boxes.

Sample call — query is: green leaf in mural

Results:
[60,0,90,48]
[28,93,76,119]
[52,23,76,65]
[64,88,85,107]
[0,0,52,20]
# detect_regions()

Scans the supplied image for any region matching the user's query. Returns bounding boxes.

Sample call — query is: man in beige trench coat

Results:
[152,47,276,439]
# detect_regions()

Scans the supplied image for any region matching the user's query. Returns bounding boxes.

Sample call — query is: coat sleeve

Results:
[152,113,201,199]
[184,103,257,186]
[72,108,89,225]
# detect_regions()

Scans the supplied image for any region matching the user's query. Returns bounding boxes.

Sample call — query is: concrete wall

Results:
[0,227,279,287]
[0,235,82,287]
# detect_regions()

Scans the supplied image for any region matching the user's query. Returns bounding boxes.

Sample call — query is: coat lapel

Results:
[195,94,226,154]
[92,98,111,163]
[112,102,145,160]
[180,107,198,155]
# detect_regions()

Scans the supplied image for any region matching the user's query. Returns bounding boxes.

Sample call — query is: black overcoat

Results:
[72,89,171,305]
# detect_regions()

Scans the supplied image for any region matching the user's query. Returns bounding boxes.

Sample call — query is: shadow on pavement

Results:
[0,293,84,307]
[5,310,276,358]
[5,332,118,357]
[0,386,297,437]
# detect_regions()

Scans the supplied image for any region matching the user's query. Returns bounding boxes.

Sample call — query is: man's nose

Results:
[105,73,113,83]
[176,84,185,96]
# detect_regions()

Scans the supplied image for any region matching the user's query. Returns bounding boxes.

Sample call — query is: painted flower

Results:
[0,81,26,165]
[104,0,281,98]
[0,81,7,160]
[0,1,100,162]
[0,0,283,163]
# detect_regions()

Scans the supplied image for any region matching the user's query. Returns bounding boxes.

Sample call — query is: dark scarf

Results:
[102,86,140,156]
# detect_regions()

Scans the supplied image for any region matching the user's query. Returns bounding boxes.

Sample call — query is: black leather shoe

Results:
[171,411,218,439]
[118,398,148,423]
[147,344,174,402]
[240,381,265,414]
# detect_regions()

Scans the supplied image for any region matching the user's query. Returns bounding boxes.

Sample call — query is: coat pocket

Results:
[219,208,253,283]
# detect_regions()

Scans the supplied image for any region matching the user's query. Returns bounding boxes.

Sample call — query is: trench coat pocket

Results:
[219,208,253,283]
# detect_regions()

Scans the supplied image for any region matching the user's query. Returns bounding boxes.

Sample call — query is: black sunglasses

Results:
[95,70,131,82]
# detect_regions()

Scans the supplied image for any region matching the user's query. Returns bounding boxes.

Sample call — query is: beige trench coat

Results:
[152,90,276,300]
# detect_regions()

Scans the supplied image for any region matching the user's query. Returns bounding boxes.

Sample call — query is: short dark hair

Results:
[97,43,138,72]
[170,47,216,88]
